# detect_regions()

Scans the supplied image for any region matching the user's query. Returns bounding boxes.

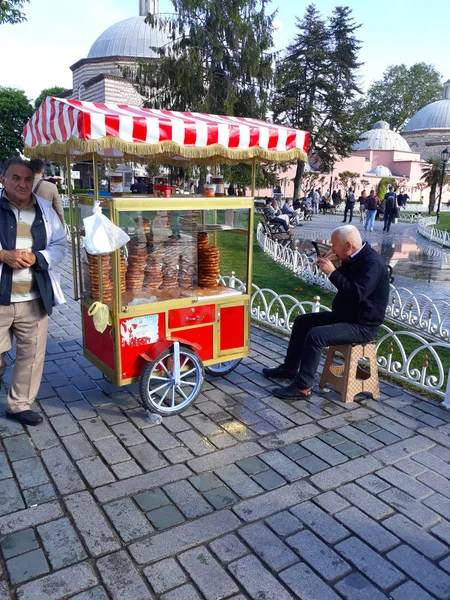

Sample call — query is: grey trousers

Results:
[0,299,48,413]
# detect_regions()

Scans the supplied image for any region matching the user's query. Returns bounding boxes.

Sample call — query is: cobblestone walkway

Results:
[2,253,450,599]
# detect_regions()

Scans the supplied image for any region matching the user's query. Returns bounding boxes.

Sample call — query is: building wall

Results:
[401,130,450,160]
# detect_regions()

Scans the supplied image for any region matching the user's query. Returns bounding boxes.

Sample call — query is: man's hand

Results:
[0,250,36,269]
[317,256,336,276]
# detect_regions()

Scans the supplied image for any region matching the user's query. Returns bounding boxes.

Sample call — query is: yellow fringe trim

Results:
[24,138,307,166]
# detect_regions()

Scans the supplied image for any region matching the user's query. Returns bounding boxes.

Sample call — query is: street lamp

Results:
[436,147,450,224]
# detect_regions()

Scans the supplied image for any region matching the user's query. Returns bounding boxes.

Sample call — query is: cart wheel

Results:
[139,342,204,416]
[205,358,242,376]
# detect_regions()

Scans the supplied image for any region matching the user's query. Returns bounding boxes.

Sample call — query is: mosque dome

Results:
[402,80,450,132]
[353,120,411,152]
[366,165,393,177]
[87,16,169,60]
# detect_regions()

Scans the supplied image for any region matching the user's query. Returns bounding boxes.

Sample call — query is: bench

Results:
[260,219,293,247]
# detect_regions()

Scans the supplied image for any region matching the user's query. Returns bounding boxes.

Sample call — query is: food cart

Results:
[24,97,309,415]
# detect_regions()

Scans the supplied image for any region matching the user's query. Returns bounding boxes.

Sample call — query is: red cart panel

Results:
[168,304,215,329]
[82,306,115,370]
[120,313,165,379]
[220,305,245,351]
[173,325,214,362]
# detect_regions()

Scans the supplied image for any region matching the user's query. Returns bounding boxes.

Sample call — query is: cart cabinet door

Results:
[168,304,215,329]
[220,305,245,351]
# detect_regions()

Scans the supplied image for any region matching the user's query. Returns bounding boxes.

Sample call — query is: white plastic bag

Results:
[83,202,130,255]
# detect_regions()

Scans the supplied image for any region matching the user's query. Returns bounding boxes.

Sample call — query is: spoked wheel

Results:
[205,358,242,376]
[140,342,204,416]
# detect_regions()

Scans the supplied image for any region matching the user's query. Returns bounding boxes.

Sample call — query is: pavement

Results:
[2,251,450,599]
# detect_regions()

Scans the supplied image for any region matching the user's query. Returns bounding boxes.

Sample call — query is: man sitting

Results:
[282,198,302,225]
[263,198,294,236]
[262,225,389,399]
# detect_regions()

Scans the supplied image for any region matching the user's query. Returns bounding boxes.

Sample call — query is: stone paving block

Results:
[62,432,96,460]
[356,474,391,494]
[163,480,213,518]
[302,438,348,466]
[238,522,298,572]
[134,488,170,512]
[390,581,435,600]
[38,517,87,568]
[291,501,348,544]
[0,453,12,480]
[380,488,441,527]
[286,529,351,581]
[313,491,351,514]
[26,420,60,451]
[310,456,382,491]
[144,425,181,450]
[441,556,450,574]
[318,408,376,430]
[94,437,131,464]
[176,430,216,456]
[228,555,293,600]
[384,514,447,560]
[111,422,146,446]
[179,546,240,599]
[3,434,36,462]
[186,414,223,436]
[279,443,310,461]
[65,491,120,556]
[111,460,143,479]
[0,500,62,536]
[337,483,394,520]
[147,505,185,530]
[388,545,450,599]
[144,558,187,594]
[423,492,450,520]
[297,454,329,474]
[160,584,202,600]
[203,486,238,509]
[227,405,263,427]
[259,450,307,482]
[49,413,81,437]
[394,457,428,477]
[280,562,341,600]
[209,432,236,449]
[94,464,190,503]
[0,477,25,516]
[209,534,248,563]
[164,446,195,463]
[163,415,192,433]
[79,418,113,441]
[104,498,153,542]
[336,507,398,552]
[234,479,317,522]
[418,469,450,498]
[317,431,347,446]
[372,435,435,464]
[369,415,413,439]
[215,464,263,498]
[39,397,67,417]
[187,441,262,473]
[41,446,85,494]
[259,423,324,450]
[249,421,278,436]
[70,588,110,600]
[129,510,241,564]
[82,390,111,407]
[431,521,450,545]
[97,551,152,600]
[0,529,38,559]
[95,404,127,426]
[414,450,450,478]
[76,456,116,487]
[217,420,257,442]
[248,469,287,490]
[67,400,98,421]
[6,548,49,584]
[370,429,401,444]
[376,466,433,500]
[235,456,269,475]
[335,572,389,600]
[336,425,384,451]
[189,473,222,493]
[336,537,405,590]
[256,408,295,430]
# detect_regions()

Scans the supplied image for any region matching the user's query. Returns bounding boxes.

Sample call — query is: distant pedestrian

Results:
[30,159,65,226]
[342,187,356,223]
[312,189,320,214]
[364,190,380,232]
[383,186,398,233]
[359,190,367,223]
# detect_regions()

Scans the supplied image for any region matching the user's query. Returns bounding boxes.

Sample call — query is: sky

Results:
[0,0,448,103]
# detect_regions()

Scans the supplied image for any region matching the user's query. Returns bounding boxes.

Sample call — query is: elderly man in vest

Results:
[0,158,67,426]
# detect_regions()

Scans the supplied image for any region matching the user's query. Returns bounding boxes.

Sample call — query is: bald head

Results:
[330,225,363,261]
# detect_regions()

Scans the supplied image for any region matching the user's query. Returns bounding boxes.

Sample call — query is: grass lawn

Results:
[432,212,450,232]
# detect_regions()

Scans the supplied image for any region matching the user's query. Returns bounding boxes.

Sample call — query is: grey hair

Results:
[332,225,363,247]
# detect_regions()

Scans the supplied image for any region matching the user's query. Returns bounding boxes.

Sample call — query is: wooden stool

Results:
[319,342,380,403]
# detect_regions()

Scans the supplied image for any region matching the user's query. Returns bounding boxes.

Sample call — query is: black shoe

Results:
[6,410,43,426]
[342,220,346,223]
[272,383,312,399]
[262,365,297,379]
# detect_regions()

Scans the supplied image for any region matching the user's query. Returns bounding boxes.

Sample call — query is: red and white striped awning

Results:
[24,97,309,164]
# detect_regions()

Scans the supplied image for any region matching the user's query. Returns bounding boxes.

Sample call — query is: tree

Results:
[34,86,69,109]
[0,0,28,24]
[421,158,449,213]
[0,87,33,162]
[338,171,359,191]
[354,63,442,132]
[377,177,397,201]
[130,0,275,118]
[221,163,278,191]
[272,5,362,199]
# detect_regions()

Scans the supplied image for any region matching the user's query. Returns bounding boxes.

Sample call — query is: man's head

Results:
[272,199,278,208]
[349,187,353,193]
[29,159,46,177]
[330,225,363,261]
[370,189,375,195]
[265,197,272,205]
[1,158,34,205]
[388,185,393,191]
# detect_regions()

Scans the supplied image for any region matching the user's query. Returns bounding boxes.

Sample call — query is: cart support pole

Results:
[66,149,79,301]
[92,153,104,302]
[247,158,256,295]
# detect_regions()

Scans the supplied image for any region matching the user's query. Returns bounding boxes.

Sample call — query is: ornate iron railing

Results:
[417,216,450,248]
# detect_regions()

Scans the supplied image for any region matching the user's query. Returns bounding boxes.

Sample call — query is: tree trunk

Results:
[429,183,436,214]
[293,160,305,201]
[198,166,206,195]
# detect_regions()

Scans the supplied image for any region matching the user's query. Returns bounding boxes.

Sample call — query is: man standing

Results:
[0,158,67,426]
[262,225,389,399]
[342,187,356,223]
[312,189,320,214]
[364,190,380,232]
[30,159,65,226]
[383,186,398,233]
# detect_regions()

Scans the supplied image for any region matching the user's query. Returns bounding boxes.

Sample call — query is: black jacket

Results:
[329,243,389,328]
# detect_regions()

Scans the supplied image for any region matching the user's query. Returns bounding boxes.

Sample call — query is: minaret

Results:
[140,0,159,16]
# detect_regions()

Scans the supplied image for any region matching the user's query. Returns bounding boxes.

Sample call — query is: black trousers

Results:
[284,312,378,389]
[383,210,395,232]
[343,202,355,222]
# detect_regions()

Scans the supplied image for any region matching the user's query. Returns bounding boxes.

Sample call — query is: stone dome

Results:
[402,81,450,132]
[87,16,169,59]
[366,165,393,177]
[353,120,411,152]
